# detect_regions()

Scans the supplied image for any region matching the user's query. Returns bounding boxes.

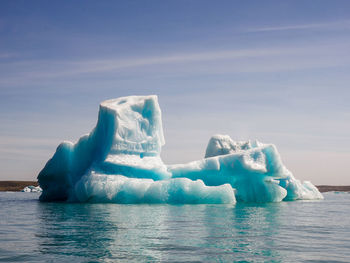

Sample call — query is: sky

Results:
[0,0,349,184]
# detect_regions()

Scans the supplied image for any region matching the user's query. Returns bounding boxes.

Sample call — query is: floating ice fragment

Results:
[22,185,42,193]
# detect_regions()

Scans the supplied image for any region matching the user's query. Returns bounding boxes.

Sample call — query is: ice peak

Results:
[99,95,165,156]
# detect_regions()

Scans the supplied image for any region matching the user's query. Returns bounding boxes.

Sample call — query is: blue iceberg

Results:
[38,95,323,203]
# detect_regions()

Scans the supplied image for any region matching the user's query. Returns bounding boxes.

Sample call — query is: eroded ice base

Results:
[75,173,235,204]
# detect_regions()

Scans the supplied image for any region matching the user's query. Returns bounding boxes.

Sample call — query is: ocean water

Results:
[0,192,349,262]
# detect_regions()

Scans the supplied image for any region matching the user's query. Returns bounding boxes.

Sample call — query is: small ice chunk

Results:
[22,186,42,192]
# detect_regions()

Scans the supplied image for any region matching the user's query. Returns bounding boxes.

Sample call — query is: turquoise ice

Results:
[38,95,323,203]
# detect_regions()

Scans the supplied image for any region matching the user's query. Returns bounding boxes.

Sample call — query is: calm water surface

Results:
[0,192,349,262]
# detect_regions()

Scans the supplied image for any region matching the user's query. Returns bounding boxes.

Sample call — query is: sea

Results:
[0,192,349,262]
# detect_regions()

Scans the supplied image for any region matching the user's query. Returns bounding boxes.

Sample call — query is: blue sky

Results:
[1,0,350,184]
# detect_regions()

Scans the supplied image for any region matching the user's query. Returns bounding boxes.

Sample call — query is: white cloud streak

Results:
[246,20,350,32]
[4,47,295,79]
[1,42,349,87]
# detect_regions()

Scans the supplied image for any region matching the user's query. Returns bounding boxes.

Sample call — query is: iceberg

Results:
[38,95,323,203]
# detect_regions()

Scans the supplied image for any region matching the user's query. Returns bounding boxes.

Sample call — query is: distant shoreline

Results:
[315,185,350,193]
[0,181,39,192]
[0,181,349,193]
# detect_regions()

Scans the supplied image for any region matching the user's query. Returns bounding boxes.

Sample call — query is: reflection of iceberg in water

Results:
[36,202,288,262]
[36,203,117,260]
[201,203,284,260]
[38,95,322,203]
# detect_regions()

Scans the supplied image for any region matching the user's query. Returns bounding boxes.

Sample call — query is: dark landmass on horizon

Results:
[0,181,39,192]
[0,181,349,193]
[316,185,350,193]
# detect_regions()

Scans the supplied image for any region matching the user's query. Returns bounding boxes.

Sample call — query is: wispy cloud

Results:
[1,42,348,87]
[48,47,307,77]
[0,52,16,59]
[3,47,293,79]
[246,20,350,32]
